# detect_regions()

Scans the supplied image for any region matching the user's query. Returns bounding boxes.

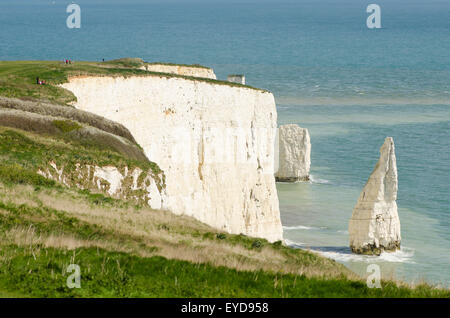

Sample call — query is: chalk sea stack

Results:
[275,124,311,182]
[349,137,401,255]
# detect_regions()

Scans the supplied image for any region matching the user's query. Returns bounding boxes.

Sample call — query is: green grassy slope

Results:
[1,246,447,298]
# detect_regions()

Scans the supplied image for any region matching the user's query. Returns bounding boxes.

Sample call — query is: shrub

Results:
[216,233,227,240]
[52,119,82,133]
[251,240,262,249]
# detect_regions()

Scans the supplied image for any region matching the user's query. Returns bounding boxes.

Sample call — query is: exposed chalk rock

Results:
[37,162,165,209]
[93,166,125,196]
[349,137,401,255]
[60,75,283,242]
[140,64,217,79]
[275,124,311,182]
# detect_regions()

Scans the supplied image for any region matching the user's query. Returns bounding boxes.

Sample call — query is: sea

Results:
[0,0,449,287]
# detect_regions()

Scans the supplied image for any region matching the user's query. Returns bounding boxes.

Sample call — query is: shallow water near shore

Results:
[276,105,450,287]
[0,0,448,286]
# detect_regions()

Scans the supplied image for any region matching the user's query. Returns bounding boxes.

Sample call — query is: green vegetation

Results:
[0,59,267,106]
[0,127,161,185]
[0,163,57,187]
[104,57,146,68]
[52,119,82,133]
[1,246,447,298]
[0,96,138,143]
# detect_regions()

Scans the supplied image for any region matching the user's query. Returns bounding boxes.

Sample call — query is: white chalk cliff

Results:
[275,124,311,182]
[141,64,217,79]
[348,137,401,255]
[61,75,283,242]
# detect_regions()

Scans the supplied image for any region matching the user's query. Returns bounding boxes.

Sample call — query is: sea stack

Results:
[275,124,311,182]
[349,137,401,255]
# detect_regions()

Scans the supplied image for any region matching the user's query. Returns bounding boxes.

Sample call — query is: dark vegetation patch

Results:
[52,119,81,133]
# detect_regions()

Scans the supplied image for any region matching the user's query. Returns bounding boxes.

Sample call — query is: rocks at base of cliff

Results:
[350,241,401,256]
[275,124,311,182]
[349,137,401,256]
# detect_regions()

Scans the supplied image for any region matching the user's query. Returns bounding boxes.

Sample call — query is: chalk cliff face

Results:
[275,124,311,182]
[141,64,217,79]
[349,137,401,255]
[61,76,283,242]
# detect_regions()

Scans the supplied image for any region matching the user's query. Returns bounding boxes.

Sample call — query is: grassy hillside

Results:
[0,59,448,297]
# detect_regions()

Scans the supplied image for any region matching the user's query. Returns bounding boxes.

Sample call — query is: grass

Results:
[0,96,138,143]
[0,127,161,183]
[1,246,448,298]
[0,182,348,277]
[103,57,146,68]
[0,60,267,105]
[52,119,82,133]
[0,164,57,187]
[0,180,448,297]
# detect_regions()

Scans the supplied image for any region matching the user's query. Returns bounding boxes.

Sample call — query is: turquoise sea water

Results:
[1,0,449,286]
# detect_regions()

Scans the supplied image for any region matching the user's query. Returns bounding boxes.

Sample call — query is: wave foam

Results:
[311,247,415,264]
[284,239,305,247]
[283,225,316,230]
[309,175,330,184]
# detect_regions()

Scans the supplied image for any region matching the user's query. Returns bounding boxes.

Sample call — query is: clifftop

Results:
[0,59,267,106]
